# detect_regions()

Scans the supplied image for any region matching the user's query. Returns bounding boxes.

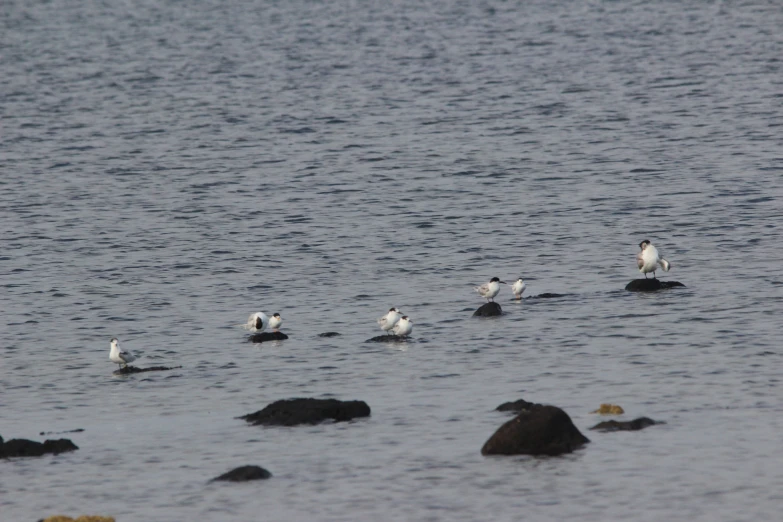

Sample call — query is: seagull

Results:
[109,338,136,369]
[378,307,402,335]
[268,313,282,332]
[393,316,413,337]
[244,312,269,332]
[636,240,671,278]
[474,277,505,302]
[510,278,527,300]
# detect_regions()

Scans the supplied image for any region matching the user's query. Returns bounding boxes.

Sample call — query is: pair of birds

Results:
[244,312,283,332]
[377,307,414,337]
[474,277,527,302]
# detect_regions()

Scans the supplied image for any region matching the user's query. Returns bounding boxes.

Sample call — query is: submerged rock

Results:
[590,404,625,415]
[113,365,181,375]
[1,436,78,458]
[365,334,411,343]
[528,293,568,299]
[481,403,589,456]
[495,399,536,413]
[589,417,663,432]
[241,398,371,426]
[318,332,341,338]
[39,516,115,522]
[625,279,685,292]
[212,465,272,482]
[473,302,502,317]
[248,331,289,343]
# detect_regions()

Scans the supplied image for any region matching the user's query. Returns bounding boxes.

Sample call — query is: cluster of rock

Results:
[0,435,78,458]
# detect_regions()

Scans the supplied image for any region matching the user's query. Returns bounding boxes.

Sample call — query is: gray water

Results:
[2,0,783,520]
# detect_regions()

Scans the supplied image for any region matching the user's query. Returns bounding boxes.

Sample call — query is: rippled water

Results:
[3,0,783,520]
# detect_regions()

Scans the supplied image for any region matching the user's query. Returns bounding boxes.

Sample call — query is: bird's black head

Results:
[639,239,651,249]
[389,307,398,312]
[490,277,500,282]
[272,313,280,318]
[400,315,408,320]
[255,317,264,328]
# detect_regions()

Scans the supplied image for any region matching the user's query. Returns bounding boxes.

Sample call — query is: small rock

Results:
[590,404,624,415]
[365,334,411,343]
[495,399,536,413]
[625,279,685,292]
[212,465,272,482]
[318,332,341,338]
[589,417,663,432]
[528,293,568,299]
[113,365,181,375]
[40,516,115,522]
[473,302,502,317]
[241,398,371,426]
[1,437,78,458]
[248,331,289,343]
[482,404,589,456]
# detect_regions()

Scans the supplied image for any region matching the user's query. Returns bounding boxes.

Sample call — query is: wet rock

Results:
[481,404,589,456]
[590,404,624,415]
[241,398,371,426]
[625,279,685,292]
[589,417,663,432]
[212,465,272,482]
[318,332,341,338]
[473,302,502,317]
[248,331,289,343]
[39,516,115,522]
[0,436,78,458]
[495,399,536,413]
[528,293,568,299]
[365,334,411,343]
[113,365,181,375]
[39,429,85,436]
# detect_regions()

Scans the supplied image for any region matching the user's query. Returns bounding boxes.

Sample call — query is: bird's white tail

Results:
[659,258,671,271]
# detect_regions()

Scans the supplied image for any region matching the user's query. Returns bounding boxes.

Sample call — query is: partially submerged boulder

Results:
[481,403,589,456]
[365,334,411,343]
[249,331,289,343]
[39,516,115,522]
[241,398,371,426]
[1,436,78,458]
[318,332,341,338]
[113,365,181,375]
[590,417,663,432]
[528,293,568,299]
[473,302,502,317]
[625,279,685,292]
[212,465,272,482]
[495,399,536,413]
[590,404,624,415]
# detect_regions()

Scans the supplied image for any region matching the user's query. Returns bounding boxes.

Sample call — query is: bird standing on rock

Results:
[109,338,136,369]
[378,307,403,335]
[636,240,671,279]
[475,277,505,302]
[510,278,526,300]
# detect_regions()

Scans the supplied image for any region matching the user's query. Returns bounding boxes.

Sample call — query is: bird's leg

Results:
[653,271,657,279]
[644,273,648,279]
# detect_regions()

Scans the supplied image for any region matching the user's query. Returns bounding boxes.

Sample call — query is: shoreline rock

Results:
[240,398,371,426]
[248,331,289,343]
[1,435,78,458]
[212,465,272,482]
[473,302,502,317]
[625,279,685,292]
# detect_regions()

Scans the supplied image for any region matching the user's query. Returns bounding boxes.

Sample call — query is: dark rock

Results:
[589,417,663,432]
[113,365,181,375]
[39,428,85,436]
[248,331,289,343]
[0,437,78,458]
[481,404,589,456]
[318,332,341,338]
[529,293,568,299]
[212,465,272,482]
[496,399,536,413]
[241,398,371,426]
[625,279,685,292]
[473,302,502,317]
[365,334,411,343]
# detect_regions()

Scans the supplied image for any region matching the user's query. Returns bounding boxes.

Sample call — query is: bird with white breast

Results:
[244,312,269,332]
[109,338,137,369]
[636,239,671,278]
[268,313,282,332]
[474,277,505,302]
[378,307,403,335]
[510,277,526,300]
[393,315,413,337]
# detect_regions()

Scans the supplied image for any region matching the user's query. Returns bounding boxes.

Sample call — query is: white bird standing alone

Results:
[474,277,505,302]
[393,316,413,337]
[109,338,136,369]
[268,313,282,332]
[244,312,269,332]
[636,240,671,278]
[378,307,402,335]
[510,278,527,300]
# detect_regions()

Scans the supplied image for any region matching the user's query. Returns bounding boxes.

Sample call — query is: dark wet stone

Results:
[473,302,502,317]
[113,365,181,375]
[248,331,289,343]
[241,398,371,426]
[318,332,341,338]
[365,334,411,343]
[625,279,685,292]
[496,399,536,413]
[212,465,272,482]
[0,436,78,458]
[529,293,568,299]
[39,428,84,436]
[481,404,589,456]
[589,417,663,432]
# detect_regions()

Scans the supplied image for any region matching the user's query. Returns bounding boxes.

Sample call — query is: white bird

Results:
[393,315,413,337]
[378,307,402,334]
[268,313,282,332]
[510,278,527,300]
[636,239,671,278]
[474,277,505,302]
[109,338,136,369]
[244,312,269,332]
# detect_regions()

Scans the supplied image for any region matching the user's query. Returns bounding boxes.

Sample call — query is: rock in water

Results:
[113,365,181,375]
[495,399,536,413]
[473,302,502,317]
[589,417,663,432]
[0,436,78,458]
[212,465,272,482]
[625,279,685,292]
[365,334,410,343]
[248,331,289,343]
[481,404,589,456]
[240,398,371,426]
[318,332,341,338]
